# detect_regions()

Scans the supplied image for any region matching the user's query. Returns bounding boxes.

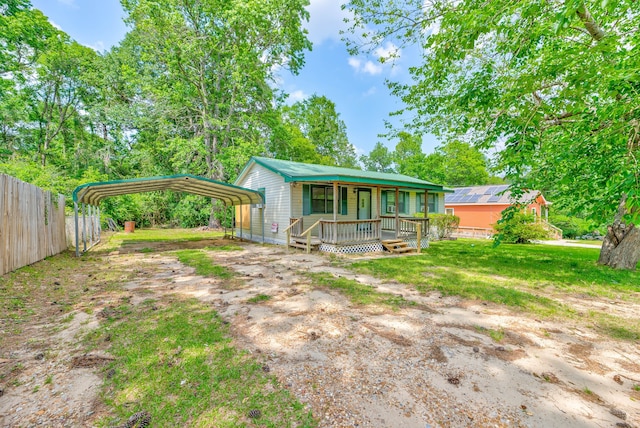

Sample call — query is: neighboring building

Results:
[234,157,452,253]
[444,185,556,237]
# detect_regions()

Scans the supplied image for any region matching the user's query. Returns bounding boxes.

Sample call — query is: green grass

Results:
[350,240,640,339]
[247,294,272,303]
[306,272,415,310]
[99,228,225,253]
[567,240,602,246]
[204,244,244,252]
[175,250,234,279]
[94,299,315,427]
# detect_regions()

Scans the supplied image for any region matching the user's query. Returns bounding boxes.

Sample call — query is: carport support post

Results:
[250,204,253,241]
[261,207,264,244]
[74,202,79,257]
[239,204,243,241]
[82,203,87,252]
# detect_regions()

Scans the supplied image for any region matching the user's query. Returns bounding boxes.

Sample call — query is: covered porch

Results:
[284,180,436,254]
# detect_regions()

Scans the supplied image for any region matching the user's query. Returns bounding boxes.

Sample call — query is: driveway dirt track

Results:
[1,239,639,427]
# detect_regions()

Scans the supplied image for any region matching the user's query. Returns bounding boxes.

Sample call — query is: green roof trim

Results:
[72,174,264,206]
[244,157,453,192]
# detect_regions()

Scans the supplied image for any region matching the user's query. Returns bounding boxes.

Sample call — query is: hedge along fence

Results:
[0,174,67,276]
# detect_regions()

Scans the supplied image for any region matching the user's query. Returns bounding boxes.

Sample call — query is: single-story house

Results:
[444,184,559,238]
[233,157,452,253]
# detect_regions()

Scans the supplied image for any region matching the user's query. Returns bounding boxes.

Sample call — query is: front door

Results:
[357,190,371,226]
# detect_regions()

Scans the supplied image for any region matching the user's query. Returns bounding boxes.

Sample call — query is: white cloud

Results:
[87,41,106,52]
[348,57,361,70]
[349,57,382,75]
[288,90,308,103]
[363,86,377,97]
[374,41,401,62]
[362,60,382,75]
[305,0,352,45]
[49,19,63,31]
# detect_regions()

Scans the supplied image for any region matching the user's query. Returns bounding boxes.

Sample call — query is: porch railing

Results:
[319,219,381,244]
[381,216,430,238]
[288,217,303,237]
[399,219,424,253]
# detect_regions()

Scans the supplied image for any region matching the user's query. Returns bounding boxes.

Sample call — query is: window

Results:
[383,190,409,214]
[445,208,454,215]
[311,185,334,214]
[417,193,438,213]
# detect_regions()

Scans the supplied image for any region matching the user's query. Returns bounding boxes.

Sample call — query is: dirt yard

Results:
[1,239,639,427]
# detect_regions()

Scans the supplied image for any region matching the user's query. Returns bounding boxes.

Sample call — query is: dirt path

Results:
[2,240,639,427]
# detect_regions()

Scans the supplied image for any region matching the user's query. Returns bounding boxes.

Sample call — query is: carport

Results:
[72,174,265,256]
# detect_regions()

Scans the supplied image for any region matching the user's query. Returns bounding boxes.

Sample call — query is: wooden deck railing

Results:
[399,219,423,253]
[319,219,381,244]
[300,219,322,253]
[380,215,429,237]
[284,217,303,249]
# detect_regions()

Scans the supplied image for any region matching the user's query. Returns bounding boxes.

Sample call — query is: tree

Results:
[423,141,492,186]
[345,0,640,269]
[121,0,311,226]
[393,131,426,178]
[360,141,394,172]
[279,94,358,167]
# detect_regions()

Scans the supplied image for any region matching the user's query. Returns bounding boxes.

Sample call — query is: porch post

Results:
[424,190,428,218]
[395,187,399,239]
[333,181,338,243]
[377,186,381,218]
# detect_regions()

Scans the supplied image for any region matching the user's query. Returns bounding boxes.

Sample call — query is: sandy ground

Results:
[1,240,639,427]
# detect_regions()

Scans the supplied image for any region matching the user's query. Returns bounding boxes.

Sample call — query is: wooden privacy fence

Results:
[0,174,67,276]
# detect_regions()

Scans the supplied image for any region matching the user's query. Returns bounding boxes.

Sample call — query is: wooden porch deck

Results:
[285,217,430,254]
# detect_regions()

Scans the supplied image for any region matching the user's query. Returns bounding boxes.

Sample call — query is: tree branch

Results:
[575,4,605,42]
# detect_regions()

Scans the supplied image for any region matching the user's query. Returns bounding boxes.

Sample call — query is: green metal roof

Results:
[72,174,264,206]
[244,157,453,192]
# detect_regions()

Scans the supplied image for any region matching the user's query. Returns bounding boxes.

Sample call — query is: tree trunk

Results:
[598,195,640,270]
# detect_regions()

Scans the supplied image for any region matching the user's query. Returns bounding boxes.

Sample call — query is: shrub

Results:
[494,210,550,244]
[429,213,460,239]
[548,214,596,239]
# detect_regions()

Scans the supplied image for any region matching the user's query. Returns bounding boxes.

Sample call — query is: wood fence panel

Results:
[0,174,68,276]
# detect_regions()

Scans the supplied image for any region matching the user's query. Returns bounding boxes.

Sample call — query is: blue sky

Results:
[31,0,441,157]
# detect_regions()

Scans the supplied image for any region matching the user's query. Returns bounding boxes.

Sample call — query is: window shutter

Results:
[381,191,387,213]
[302,184,311,215]
[341,187,348,215]
[416,194,421,214]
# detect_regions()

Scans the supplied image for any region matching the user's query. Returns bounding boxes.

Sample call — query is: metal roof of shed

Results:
[72,174,264,206]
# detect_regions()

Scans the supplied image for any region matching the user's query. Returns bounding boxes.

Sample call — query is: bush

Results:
[494,211,550,244]
[548,214,596,239]
[429,213,460,239]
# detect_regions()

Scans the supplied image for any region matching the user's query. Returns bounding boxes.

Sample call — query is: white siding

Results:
[234,163,290,244]
[291,185,381,225]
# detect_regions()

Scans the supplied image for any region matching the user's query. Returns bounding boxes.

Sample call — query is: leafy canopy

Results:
[345,0,640,223]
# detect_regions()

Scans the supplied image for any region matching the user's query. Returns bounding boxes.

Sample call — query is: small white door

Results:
[358,190,371,220]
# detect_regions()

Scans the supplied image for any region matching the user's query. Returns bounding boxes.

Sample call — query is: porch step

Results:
[292,236,322,246]
[290,236,321,251]
[381,239,416,254]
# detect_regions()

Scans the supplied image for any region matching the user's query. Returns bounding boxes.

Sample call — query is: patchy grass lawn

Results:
[350,239,640,340]
[1,232,315,427]
[90,298,314,428]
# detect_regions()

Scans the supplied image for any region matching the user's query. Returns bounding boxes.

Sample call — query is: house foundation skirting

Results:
[319,242,384,254]
[404,238,430,249]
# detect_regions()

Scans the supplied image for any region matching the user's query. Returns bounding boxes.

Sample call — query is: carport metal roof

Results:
[72,174,265,206]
